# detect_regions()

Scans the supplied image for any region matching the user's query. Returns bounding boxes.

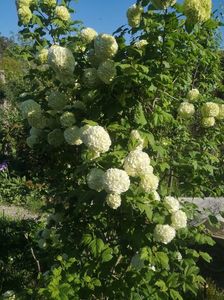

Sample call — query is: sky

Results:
[0,0,223,39]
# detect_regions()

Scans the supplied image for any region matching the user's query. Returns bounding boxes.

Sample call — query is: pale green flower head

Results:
[127,4,143,28]
[81,27,98,44]
[178,102,195,119]
[47,91,67,111]
[27,111,47,129]
[38,48,49,64]
[55,5,70,21]
[94,34,118,61]
[97,59,117,85]
[64,126,83,145]
[60,112,76,128]
[183,0,212,23]
[201,102,219,117]
[201,116,215,128]
[48,45,75,75]
[18,6,32,24]
[20,99,41,118]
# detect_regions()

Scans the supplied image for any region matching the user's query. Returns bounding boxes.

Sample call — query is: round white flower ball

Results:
[20,99,41,119]
[178,102,195,119]
[134,39,148,49]
[27,111,47,129]
[55,5,70,21]
[154,224,176,244]
[18,6,32,24]
[201,117,215,128]
[48,45,75,75]
[127,4,143,28]
[26,135,38,148]
[216,104,224,120]
[103,168,130,194]
[81,27,98,43]
[97,59,117,85]
[123,150,151,177]
[187,88,200,102]
[64,126,83,145]
[130,130,145,150]
[164,196,180,213]
[171,210,187,229]
[47,91,67,111]
[38,48,49,64]
[81,125,111,153]
[140,173,159,192]
[94,34,118,61]
[201,102,219,117]
[60,112,76,128]
[87,168,105,192]
[106,193,122,209]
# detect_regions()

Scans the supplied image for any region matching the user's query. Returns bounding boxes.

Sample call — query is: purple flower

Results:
[0,161,8,172]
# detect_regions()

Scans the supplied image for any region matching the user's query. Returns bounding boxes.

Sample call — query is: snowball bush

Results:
[154,224,176,244]
[123,150,152,176]
[103,168,130,194]
[81,125,111,153]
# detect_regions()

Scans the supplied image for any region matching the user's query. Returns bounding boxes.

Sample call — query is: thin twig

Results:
[24,233,41,274]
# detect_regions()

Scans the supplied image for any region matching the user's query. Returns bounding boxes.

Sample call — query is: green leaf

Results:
[155,251,169,269]
[199,251,212,263]
[134,102,147,126]
[170,289,183,300]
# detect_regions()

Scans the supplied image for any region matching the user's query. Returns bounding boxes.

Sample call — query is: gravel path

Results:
[0,205,39,220]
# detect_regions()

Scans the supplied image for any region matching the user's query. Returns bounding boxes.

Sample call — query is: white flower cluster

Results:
[153,196,187,244]
[64,126,83,145]
[94,34,118,61]
[178,102,195,119]
[87,168,105,192]
[81,27,98,44]
[187,88,200,102]
[38,48,49,64]
[26,127,42,148]
[217,104,224,120]
[60,112,76,128]
[55,5,70,21]
[183,0,212,24]
[201,102,220,128]
[134,39,148,49]
[123,149,159,193]
[154,224,176,244]
[87,167,130,210]
[106,193,122,209]
[20,99,41,118]
[17,0,33,24]
[48,45,75,78]
[164,196,180,213]
[124,150,152,177]
[47,91,67,111]
[171,210,187,229]
[103,168,130,194]
[97,59,117,85]
[81,125,112,154]
[127,4,143,28]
